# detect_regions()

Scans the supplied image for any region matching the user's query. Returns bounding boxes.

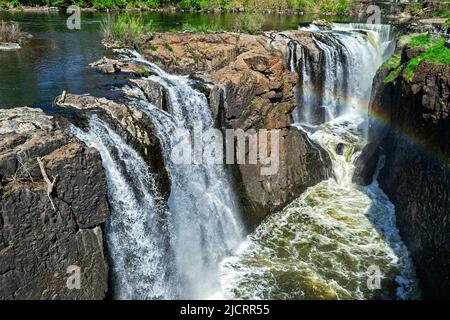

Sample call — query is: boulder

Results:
[0,107,110,300]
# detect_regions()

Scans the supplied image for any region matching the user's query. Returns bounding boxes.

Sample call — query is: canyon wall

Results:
[361,47,450,299]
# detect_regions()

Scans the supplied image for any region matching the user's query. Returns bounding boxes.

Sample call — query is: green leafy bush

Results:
[234,12,265,34]
[102,14,155,47]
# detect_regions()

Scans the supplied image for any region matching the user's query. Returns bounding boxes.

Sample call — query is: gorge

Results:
[1,6,449,300]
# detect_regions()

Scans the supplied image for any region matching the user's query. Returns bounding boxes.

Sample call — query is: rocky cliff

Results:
[145,32,331,228]
[0,108,110,299]
[357,39,450,299]
[88,31,332,229]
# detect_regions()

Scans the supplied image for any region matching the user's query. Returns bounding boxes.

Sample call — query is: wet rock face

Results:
[235,127,331,229]
[352,142,381,186]
[366,57,450,298]
[0,108,110,300]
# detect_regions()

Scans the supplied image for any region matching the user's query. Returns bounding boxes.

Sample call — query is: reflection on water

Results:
[0,11,112,108]
[0,10,350,109]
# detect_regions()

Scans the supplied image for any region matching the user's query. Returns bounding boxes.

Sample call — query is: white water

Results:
[294,23,394,125]
[124,53,245,299]
[70,117,179,299]
[219,24,420,299]
[67,23,420,300]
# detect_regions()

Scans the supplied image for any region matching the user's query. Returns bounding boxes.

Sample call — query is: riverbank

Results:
[1,1,448,22]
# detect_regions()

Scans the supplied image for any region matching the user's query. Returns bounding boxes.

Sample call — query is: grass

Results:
[319,0,351,15]
[234,12,266,34]
[384,66,402,84]
[181,22,225,33]
[403,35,450,81]
[101,14,155,48]
[431,8,450,19]
[383,54,401,69]
[444,18,450,28]
[0,20,30,44]
[408,34,433,48]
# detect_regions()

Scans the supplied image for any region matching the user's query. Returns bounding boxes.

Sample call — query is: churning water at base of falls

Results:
[219,115,420,300]
[219,23,420,300]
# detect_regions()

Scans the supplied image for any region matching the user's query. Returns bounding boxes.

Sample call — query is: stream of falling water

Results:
[70,117,179,299]
[218,24,420,299]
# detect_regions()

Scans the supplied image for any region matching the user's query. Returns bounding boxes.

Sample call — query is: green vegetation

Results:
[408,34,432,48]
[319,0,350,15]
[431,8,450,18]
[383,54,402,83]
[102,14,154,47]
[163,41,173,51]
[0,20,29,43]
[384,34,450,83]
[444,18,450,28]
[0,0,354,14]
[403,35,450,81]
[234,11,265,34]
[383,54,401,70]
[181,22,224,33]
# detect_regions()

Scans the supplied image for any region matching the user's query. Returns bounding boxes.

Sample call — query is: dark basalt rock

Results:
[368,54,450,298]
[352,142,381,186]
[0,107,110,300]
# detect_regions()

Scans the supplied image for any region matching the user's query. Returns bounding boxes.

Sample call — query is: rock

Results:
[312,19,332,30]
[235,127,332,229]
[56,93,171,200]
[0,107,54,134]
[0,43,21,51]
[129,78,168,111]
[0,107,110,300]
[368,50,450,298]
[138,31,331,227]
[352,142,380,186]
[90,56,151,76]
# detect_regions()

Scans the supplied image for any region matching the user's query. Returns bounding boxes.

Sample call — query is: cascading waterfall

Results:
[294,23,394,125]
[70,116,179,299]
[123,53,245,299]
[219,24,420,299]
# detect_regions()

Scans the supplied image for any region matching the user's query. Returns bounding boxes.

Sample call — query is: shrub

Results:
[102,14,155,48]
[0,20,30,44]
[234,12,265,34]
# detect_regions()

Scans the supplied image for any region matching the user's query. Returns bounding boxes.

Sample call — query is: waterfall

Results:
[219,24,420,299]
[123,53,245,299]
[294,23,394,125]
[70,116,179,299]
